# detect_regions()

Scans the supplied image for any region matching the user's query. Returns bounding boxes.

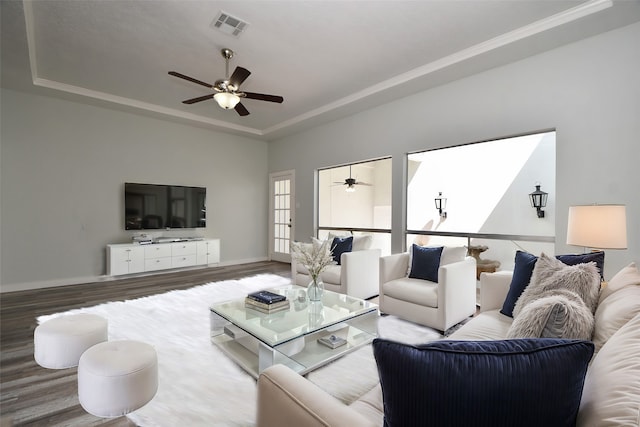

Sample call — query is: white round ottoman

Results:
[34,314,108,369]
[78,340,158,418]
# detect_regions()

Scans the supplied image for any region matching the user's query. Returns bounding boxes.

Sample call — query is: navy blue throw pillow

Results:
[500,251,538,317]
[373,338,594,427]
[557,251,605,280]
[500,251,605,317]
[331,236,353,265]
[408,244,443,282]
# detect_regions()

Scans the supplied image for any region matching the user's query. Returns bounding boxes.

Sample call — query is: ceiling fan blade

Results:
[229,67,251,88]
[182,94,215,104]
[235,102,250,116]
[243,92,284,103]
[168,71,213,88]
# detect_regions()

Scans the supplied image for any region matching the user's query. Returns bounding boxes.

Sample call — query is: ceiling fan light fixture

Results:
[214,92,240,109]
[346,184,356,193]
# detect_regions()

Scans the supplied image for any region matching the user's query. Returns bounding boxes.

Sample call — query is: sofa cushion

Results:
[407,244,443,282]
[598,261,640,303]
[501,251,604,318]
[592,283,640,353]
[447,310,513,341]
[373,338,594,427]
[513,253,601,318]
[348,384,384,426]
[381,278,438,307]
[578,313,640,426]
[331,236,353,265]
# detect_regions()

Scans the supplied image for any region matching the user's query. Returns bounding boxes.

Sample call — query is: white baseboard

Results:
[0,257,270,293]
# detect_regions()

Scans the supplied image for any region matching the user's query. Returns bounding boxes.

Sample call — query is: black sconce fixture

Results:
[435,192,447,218]
[529,184,548,218]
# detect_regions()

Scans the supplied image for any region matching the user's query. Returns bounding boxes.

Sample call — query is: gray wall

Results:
[1,89,269,290]
[268,21,640,280]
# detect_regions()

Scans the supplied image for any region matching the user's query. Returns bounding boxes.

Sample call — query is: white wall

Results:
[1,89,269,290]
[268,22,640,280]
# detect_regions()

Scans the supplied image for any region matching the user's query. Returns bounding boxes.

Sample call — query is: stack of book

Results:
[245,290,290,314]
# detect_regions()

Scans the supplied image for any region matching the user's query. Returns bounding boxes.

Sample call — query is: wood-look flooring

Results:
[0,261,291,426]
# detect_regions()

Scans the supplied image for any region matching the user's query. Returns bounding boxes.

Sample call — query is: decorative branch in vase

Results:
[291,239,336,301]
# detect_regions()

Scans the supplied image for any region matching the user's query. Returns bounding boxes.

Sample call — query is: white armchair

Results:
[379,247,477,332]
[291,235,381,300]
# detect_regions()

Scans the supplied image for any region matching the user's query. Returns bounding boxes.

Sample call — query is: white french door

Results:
[269,170,295,263]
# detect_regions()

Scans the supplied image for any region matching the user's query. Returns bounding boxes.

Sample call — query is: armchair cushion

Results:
[381,278,438,307]
[331,236,353,265]
[320,265,342,284]
[408,244,443,282]
[373,338,594,427]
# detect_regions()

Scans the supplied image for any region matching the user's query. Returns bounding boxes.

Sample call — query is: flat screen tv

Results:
[124,182,206,230]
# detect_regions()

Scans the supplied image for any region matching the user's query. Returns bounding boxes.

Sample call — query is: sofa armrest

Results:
[257,364,375,427]
[379,253,409,287]
[340,249,381,300]
[479,270,513,312]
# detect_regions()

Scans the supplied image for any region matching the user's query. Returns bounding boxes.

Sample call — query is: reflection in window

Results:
[406,131,556,268]
[318,158,392,255]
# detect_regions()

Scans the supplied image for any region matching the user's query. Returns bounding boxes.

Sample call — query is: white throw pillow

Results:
[592,283,640,353]
[599,262,640,303]
[577,313,640,426]
[440,246,467,266]
[352,234,373,251]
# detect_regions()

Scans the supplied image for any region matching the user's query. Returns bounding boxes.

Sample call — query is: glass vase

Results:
[307,278,324,302]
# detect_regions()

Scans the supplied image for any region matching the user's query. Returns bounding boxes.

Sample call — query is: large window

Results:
[406,131,556,270]
[318,158,392,255]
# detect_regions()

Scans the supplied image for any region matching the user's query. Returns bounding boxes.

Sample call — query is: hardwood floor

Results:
[0,261,291,426]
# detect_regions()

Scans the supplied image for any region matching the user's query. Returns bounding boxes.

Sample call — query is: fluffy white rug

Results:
[38,274,441,426]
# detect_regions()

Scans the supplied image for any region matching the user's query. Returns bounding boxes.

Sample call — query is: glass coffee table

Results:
[210,285,378,379]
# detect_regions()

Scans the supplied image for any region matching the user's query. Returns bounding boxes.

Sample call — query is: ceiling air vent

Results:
[211,11,249,37]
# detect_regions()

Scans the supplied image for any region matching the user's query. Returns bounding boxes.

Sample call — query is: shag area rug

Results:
[38,274,441,426]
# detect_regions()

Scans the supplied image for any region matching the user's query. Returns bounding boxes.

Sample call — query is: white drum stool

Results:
[78,340,158,417]
[34,314,108,369]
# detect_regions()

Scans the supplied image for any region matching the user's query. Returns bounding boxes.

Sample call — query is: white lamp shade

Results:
[214,92,240,109]
[566,205,627,249]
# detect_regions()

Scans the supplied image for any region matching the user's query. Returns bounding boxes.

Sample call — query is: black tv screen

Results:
[124,183,206,230]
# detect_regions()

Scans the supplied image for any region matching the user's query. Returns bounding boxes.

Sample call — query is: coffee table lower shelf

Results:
[210,312,378,379]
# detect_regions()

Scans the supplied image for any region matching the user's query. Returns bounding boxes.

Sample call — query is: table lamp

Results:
[566,204,627,251]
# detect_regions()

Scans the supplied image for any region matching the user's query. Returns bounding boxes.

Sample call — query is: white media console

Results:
[107,239,220,276]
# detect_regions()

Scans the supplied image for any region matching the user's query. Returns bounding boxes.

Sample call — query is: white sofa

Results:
[257,267,640,427]
[379,247,476,332]
[291,235,380,300]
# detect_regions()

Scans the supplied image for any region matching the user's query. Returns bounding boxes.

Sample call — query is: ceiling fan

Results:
[168,48,283,116]
[334,165,372,192]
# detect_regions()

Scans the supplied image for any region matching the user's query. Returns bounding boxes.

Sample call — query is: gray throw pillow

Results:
[512,253,600,318]
[507,293,595,340]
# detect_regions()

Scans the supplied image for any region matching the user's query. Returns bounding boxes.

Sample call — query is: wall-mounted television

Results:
[124,182,206,230]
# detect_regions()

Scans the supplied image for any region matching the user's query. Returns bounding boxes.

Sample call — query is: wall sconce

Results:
[529,184,548,218]
[434,192,447,218]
